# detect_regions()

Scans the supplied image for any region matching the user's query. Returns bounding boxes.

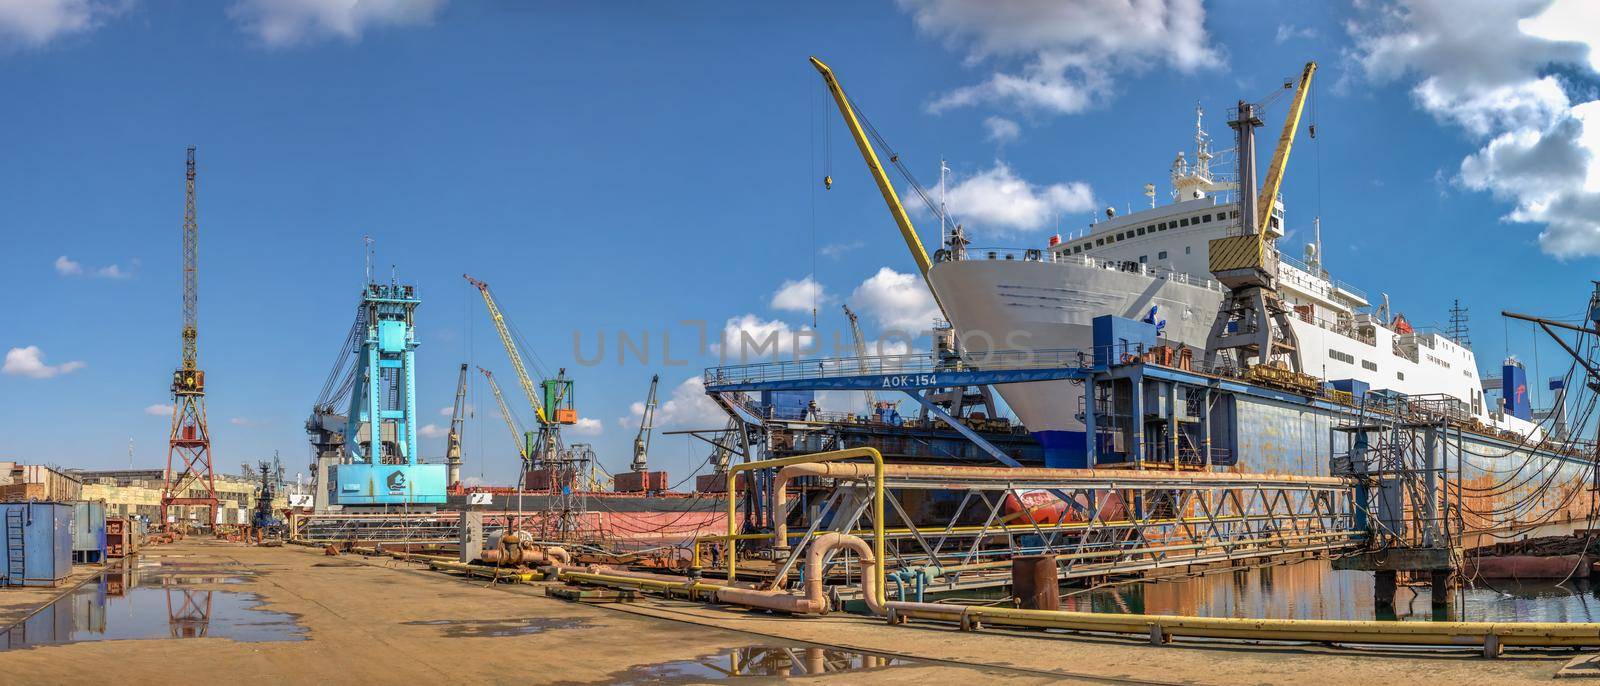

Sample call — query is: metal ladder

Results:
[4,508,24,586]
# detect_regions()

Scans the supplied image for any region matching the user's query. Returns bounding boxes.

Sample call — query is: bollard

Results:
[1011,554,1061,611]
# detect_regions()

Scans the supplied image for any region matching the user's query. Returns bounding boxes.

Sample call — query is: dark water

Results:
[606,644,912,682]
[0,559,305,650]
[1053,559,1600,622]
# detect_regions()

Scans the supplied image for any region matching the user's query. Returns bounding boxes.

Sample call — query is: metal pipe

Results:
[715,532,885,615]
[726,447,885,610]
[885,602,1600,650]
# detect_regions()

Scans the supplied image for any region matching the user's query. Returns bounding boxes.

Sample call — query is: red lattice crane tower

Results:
[161,147,219,529]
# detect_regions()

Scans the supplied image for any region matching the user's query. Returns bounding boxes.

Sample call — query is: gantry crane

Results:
[161,147,219,529]
[464,275,577,476]
[446,362,469,489]
[631,374,659,473]
[478,366,528,466]
[1203,61,1317,373]
[842,304,877,410]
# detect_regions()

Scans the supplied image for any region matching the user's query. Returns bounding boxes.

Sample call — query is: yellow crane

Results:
[464,275,548,426]
[1203,61,1317,374]
[810,57,938,297]
[1208,61,1317,283]
[477,366,528,465]
[842,304,877,409]
[1256,61,1317,238]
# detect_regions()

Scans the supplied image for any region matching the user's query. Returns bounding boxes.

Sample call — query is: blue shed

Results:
[1,502,74,587]
[72,500,106,564]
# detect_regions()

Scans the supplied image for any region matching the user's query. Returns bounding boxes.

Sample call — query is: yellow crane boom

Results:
[1255,61,1316,236]
[477,366,527,463]
[464,274,548,426]
[810,56,935,285]
[842,304,877,408]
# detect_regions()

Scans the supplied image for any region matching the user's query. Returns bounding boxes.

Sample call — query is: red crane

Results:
[161,147,219,529]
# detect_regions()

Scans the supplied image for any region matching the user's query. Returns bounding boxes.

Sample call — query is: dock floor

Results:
[0,539,1581,684]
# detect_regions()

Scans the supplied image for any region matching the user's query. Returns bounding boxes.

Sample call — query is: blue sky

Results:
[3,0,1599,486]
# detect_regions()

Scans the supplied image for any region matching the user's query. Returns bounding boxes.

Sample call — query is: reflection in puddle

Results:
[612,645,908,682]
[0,561,304,650]
[403,617,587,638]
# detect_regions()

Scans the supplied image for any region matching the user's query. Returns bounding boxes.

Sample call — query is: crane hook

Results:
[824,174,833,190]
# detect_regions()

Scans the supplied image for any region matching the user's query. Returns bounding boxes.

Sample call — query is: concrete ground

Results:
[0,538,1583,685]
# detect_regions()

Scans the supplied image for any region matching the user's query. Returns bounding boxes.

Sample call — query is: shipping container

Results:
[613,471,669,493]
[0,502,74,587]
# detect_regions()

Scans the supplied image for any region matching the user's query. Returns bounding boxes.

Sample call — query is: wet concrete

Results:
[0,540,1577,685]
[0,562,303,650]
[403,617,588,638]
[592,644,915,683]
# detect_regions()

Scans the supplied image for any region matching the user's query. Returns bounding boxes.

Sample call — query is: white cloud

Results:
[715,314,817,363]
[770,275,830,313]
[144,403,173,416]
[850,268,941,334]
[1274,24,1317,44]
[619,376,728,430]
[819,241,863,259]
[1348,0,1600,257]
[0,0,128,51]
[925,161,1094,235]
[900,0,1219,115]
[2,346,85,379]
[55,255,135,278]
[229,417,263,427]
[438,406,453,416]
[228,0,447,47]
[569,417,603,436]
[418,423,448,438]
[984,116,1021,144]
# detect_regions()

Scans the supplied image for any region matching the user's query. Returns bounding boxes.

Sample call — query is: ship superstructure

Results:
[928,108,1542,465]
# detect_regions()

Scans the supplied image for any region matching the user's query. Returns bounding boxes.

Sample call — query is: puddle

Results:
[604,644,912,682]
[403,617,587,638]
[0,568,305,650]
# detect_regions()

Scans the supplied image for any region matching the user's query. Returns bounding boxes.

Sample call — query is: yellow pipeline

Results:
[557,569,726,599]
[428,560,540,583]
[726,447,885,610]
[887,602,1600,651]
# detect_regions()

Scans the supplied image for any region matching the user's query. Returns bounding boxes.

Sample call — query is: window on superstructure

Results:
[1361,360,1378,372]
[1180,218,1190,227]
[1398,372,1405,380]
[1137,227,1146,236]
[1185,246,1191,254]
[1202,214,1212,222]
[1159,222,1168,230]
[1096,238,1104,246]
[1139,255,1148,264]
[1329,349,1354,364]
[1158,250,1168,259]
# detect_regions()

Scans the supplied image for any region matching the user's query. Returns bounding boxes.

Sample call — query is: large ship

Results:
[803,55,1592,541]
[929,109,1548,467]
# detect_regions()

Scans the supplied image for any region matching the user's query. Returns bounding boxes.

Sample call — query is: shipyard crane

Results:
[842,305,878,410]
[1203,61,1317,374]
[161,147,219,529]
[478,366,529,467]
[445,362,469,488]
[464,275,578,475]
[631,375,659,473]
[811,57,941,310]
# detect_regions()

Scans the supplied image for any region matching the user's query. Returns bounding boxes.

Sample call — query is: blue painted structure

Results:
[760,390,815,420]
[1502,361,1531,421]
[1329,378,1371,401]
[330,281,446,506]
[1,502,73,587]
[71,500,105,564]
[1092,315,1157,370]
